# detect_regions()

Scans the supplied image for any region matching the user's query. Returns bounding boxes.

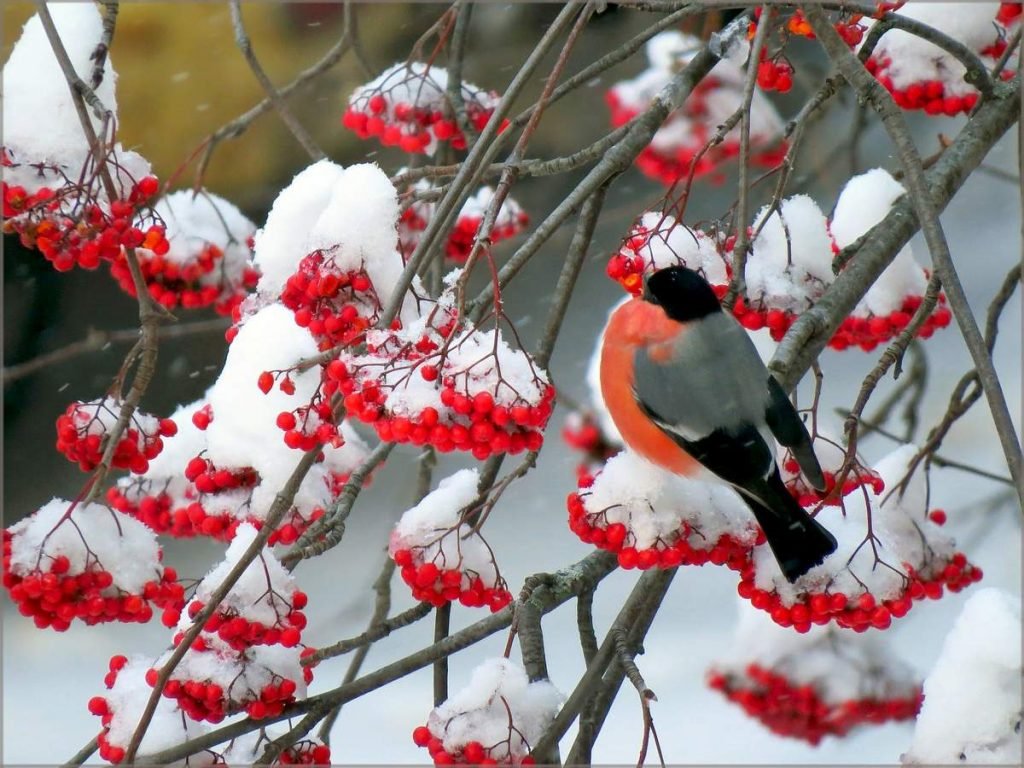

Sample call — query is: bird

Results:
[599,264,837,582]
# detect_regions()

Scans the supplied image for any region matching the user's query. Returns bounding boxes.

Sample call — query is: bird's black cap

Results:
[642,265,722,322]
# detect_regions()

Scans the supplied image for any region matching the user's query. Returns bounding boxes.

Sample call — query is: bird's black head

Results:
[642,265,722,322]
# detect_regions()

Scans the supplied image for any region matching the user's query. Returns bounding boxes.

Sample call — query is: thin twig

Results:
[3,318,228,384]
[229,0,324,161]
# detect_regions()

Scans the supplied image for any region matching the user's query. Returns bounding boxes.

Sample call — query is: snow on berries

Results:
[568,449,759,571]
[110,190,259,314]
[605,31,786,185]
[91,655,208,765]
[607,168,952,351]
[149,637,306,724]
[390,469,512,611]
[247,160,414,341]
[3,499,183,631]
[413,657,561,765]
[399,181,529,263]
[339,307,553,459]
[903,589,1021,764]
[175,524,307,646]
[2,4,166,273]
[707,606,921,745]
[56,397,175,474]
[738,445,982,632]
[830,168,952,349]
[343,62,504,155]
[863,2,1020,116]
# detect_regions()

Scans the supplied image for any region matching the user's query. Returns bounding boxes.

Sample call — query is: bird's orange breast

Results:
[600,300,700,476]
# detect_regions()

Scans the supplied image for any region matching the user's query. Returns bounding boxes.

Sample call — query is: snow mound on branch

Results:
[1,3,150,193]
[753,445,955,602]
[390,469,504,586]
[428,657,562,760]
[140,397,209,481]
[635,212,728,282]
[903,589,1022,765]
[747,195,835,312]
[153,191,255,269]
[252,161,408,319]
[721,605,919,705]
[349,61,500,117]
[583,449,757,550]
[101,657,208,754]
[863,2,1008,97]
[7,500,161,593]
[186,524,296,628]
[831,169,927,317]
[206,303,320,473]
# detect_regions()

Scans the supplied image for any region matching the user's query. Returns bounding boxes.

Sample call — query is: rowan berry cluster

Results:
[3,502,184,632]
[339,320,554,460]
[606,31,787,186]
[111,241,260,314]
[393,546,513,612]
[184,587,308,650]
[2,170,168,272]
[276,739,332,766]
[343,63,505,154]
[280,250,381,350]
[412,727,537,766]
[56,398,177,474]
[736,551,982,632]
[567,491,755,571]
[399,182,529,263]
[707,664,921,744]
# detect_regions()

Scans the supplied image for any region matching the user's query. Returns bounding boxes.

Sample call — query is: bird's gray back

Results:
[632,312,771,439]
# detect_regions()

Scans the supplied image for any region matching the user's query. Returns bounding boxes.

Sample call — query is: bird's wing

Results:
[763,375,826,491]
[631,313,776,486]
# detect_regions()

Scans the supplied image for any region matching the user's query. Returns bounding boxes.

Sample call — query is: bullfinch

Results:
[599,265,837,582]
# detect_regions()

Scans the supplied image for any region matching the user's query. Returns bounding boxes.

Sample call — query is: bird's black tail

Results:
[740,471,837,583]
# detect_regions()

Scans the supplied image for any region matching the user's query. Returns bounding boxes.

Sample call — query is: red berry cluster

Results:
[2,532,183,632]
[605,85,788,186]
[146,655,301,723]
[567,492,754,571]
[865,59,983,116]
[445,210,530,263]
[56,399,177,474]
[829,295,952,351]
[277,739,332,766]
[343,81,504,154]
[110,242,260,314]
[2,172,168,272]
[183,590,308,649]
[707,664,921,745]
[782,458,884,507]
[91,656,134,764]
[412,727,536,766]
[736,551,982,632]
[757,53,794,94]
[392,548,513,612]
[341,357,553,460]
[280,250,380,350]
[997,2,1023,25]
[107,483,191,537]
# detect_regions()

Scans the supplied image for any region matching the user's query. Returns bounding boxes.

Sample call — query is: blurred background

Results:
[3,3,1020,764]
